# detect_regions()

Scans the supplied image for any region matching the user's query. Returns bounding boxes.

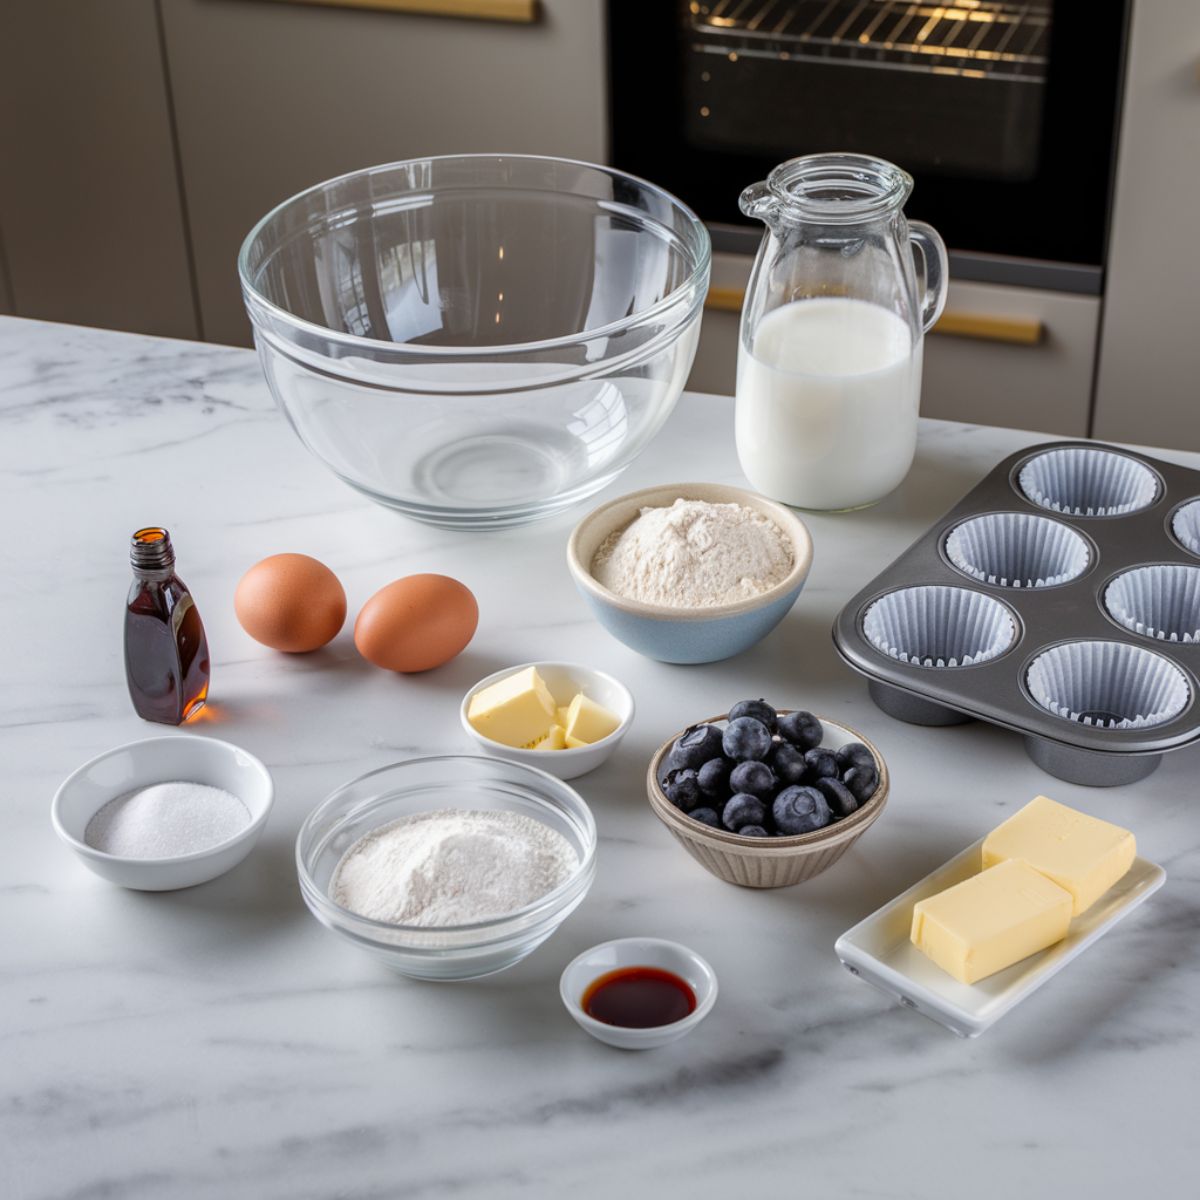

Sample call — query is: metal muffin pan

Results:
[833,441,1200,786]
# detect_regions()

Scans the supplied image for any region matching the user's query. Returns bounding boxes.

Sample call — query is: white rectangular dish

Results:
[834,837,1165,1037]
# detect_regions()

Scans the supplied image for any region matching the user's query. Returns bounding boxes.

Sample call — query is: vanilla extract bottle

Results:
[124,528,210,725]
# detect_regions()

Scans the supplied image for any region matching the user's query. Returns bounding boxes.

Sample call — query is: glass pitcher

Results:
[735,154,947,511]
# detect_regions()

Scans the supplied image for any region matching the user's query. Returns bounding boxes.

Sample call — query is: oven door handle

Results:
[703,286,1044,346]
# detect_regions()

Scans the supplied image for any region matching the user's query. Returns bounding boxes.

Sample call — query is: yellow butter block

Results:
[564,692,621,745]
[911,859,1073,984]
[532,725,567,751]
[556,706,571,729]
[982,795,1136,916]
[467,666,556,748]
[564,734,588,749]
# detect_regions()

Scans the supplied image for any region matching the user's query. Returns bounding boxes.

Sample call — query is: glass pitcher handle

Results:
[909,221,948,333]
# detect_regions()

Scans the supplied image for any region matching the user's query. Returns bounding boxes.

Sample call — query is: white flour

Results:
[85,781,250,858]
[330,810,578,927]
[591,497,794,608]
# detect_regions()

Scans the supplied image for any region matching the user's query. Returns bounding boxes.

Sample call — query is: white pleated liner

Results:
[1017,448,1158,517]
[945,512,1090,589]
[1172,500,1200,557]
[862,586,1017,669]
[1026,640,1190,730]
[1104,565,1200,644]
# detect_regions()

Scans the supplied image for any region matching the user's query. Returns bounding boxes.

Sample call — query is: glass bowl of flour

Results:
[296,756,597,980]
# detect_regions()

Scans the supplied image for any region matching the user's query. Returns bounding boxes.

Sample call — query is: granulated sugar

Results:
[591,497,793,608]
[85,781,250,858]
[330,809,578,927]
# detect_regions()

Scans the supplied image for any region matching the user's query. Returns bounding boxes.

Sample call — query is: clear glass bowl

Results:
[295,756,597,981]
[239,155,710,529]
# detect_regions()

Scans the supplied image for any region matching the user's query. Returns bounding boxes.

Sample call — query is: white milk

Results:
[735,297,922,510]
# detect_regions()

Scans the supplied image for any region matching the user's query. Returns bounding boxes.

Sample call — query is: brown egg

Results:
[354,574,478,673]
[234,554,346,653]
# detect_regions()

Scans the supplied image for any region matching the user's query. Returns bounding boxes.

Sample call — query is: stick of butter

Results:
[911,859,1073,984]
[982,795,1136,916]
[467,666,556,748]
[532,725,567,751]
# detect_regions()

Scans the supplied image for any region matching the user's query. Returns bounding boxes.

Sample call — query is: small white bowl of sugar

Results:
[52,735,274,891]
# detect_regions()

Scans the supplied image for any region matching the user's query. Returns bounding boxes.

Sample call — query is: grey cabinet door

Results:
[1093,0,1200,450]
[0,1,198,339]
[161,0,607,346]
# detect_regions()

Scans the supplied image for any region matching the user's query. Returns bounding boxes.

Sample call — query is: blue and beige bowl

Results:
[566,482,813,664]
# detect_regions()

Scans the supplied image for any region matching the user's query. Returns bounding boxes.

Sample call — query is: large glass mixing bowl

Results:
[239,155,710,529]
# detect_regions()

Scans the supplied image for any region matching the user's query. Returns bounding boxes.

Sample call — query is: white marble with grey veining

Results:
[2,315,1197,1200]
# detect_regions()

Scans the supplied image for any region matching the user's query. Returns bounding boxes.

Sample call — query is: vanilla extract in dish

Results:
[582,966,697,1028]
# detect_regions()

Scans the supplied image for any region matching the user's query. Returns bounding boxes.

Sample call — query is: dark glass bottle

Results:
[124,528,210,725]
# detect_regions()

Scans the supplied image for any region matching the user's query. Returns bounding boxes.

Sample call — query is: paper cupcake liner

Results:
[862,586,1017,669]
[945,512,1090,589]
[1103,565,1200,644]
[1017,448,1158,517]
[1026,640,1189,730]
[1172,499,1200,557]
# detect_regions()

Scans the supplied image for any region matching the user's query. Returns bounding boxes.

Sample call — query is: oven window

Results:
[685,1,1050,181]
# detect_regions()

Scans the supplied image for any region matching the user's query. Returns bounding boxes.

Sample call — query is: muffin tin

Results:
[833,441,1200,786]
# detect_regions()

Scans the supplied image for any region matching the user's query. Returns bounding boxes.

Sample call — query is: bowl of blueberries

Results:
[646,699,889,888]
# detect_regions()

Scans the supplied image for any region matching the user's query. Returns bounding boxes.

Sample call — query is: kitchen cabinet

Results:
[160,0,606,345]
[1093,0,1200,451]
[690,253,1100,438]
[0,1,198,339]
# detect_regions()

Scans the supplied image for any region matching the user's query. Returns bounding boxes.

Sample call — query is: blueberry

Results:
[722,717,773,762]
[664,768,702,812]
[697,756,734,801]
[738,825,769,838]
[729,760,777,800]
[804,748,839,781]
[669,723,725,771]
[835,742,876,775]
[728,699,778,733]
[688,807,722,829]
[722,792,767,832]
[815,777,858,819]
[773,786,833,835]
[843,764,879,804]
[777,710,823,751]
[770,742,809,787]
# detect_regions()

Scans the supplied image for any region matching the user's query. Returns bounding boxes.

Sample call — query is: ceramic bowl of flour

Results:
[296,756,597,981]
[51,735,275,891]
[567,482,813,664]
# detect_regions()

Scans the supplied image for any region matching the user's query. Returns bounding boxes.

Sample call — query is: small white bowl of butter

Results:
[460,661,634,780]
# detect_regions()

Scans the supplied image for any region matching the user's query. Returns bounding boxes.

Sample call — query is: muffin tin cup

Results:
[833,440,1200,787]
[1104,564,1200,644]
[862,585,1018,669]
[1017,447,1159,517]
[1171,499,1200,557]
[944,512,1090,589]
[1025,640,1190,731]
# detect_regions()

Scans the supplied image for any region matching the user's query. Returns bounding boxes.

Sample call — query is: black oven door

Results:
[609,1,1129,285]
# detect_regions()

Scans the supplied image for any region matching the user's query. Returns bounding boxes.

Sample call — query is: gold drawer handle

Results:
[704,286,1044,346]
[262,0,540,23]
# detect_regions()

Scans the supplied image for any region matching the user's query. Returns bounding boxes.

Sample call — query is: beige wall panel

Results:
[689,254,1098,438]
[0,1,198,338]
[1093,0,1200,450]
[162,0,607,346]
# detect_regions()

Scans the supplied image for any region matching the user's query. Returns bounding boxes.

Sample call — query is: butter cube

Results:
[564,734,588,750]
[532,725,566,751]
[563,693,621,746]
[556,706,571,729]
[982,795,1136,916]
[911,859,1072,984]
[467,666,556,748]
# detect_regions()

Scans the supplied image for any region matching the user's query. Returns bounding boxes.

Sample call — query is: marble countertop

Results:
[3,316,1197,1200]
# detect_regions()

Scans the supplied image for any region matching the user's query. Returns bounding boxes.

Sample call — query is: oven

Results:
[609,0,1130,290]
